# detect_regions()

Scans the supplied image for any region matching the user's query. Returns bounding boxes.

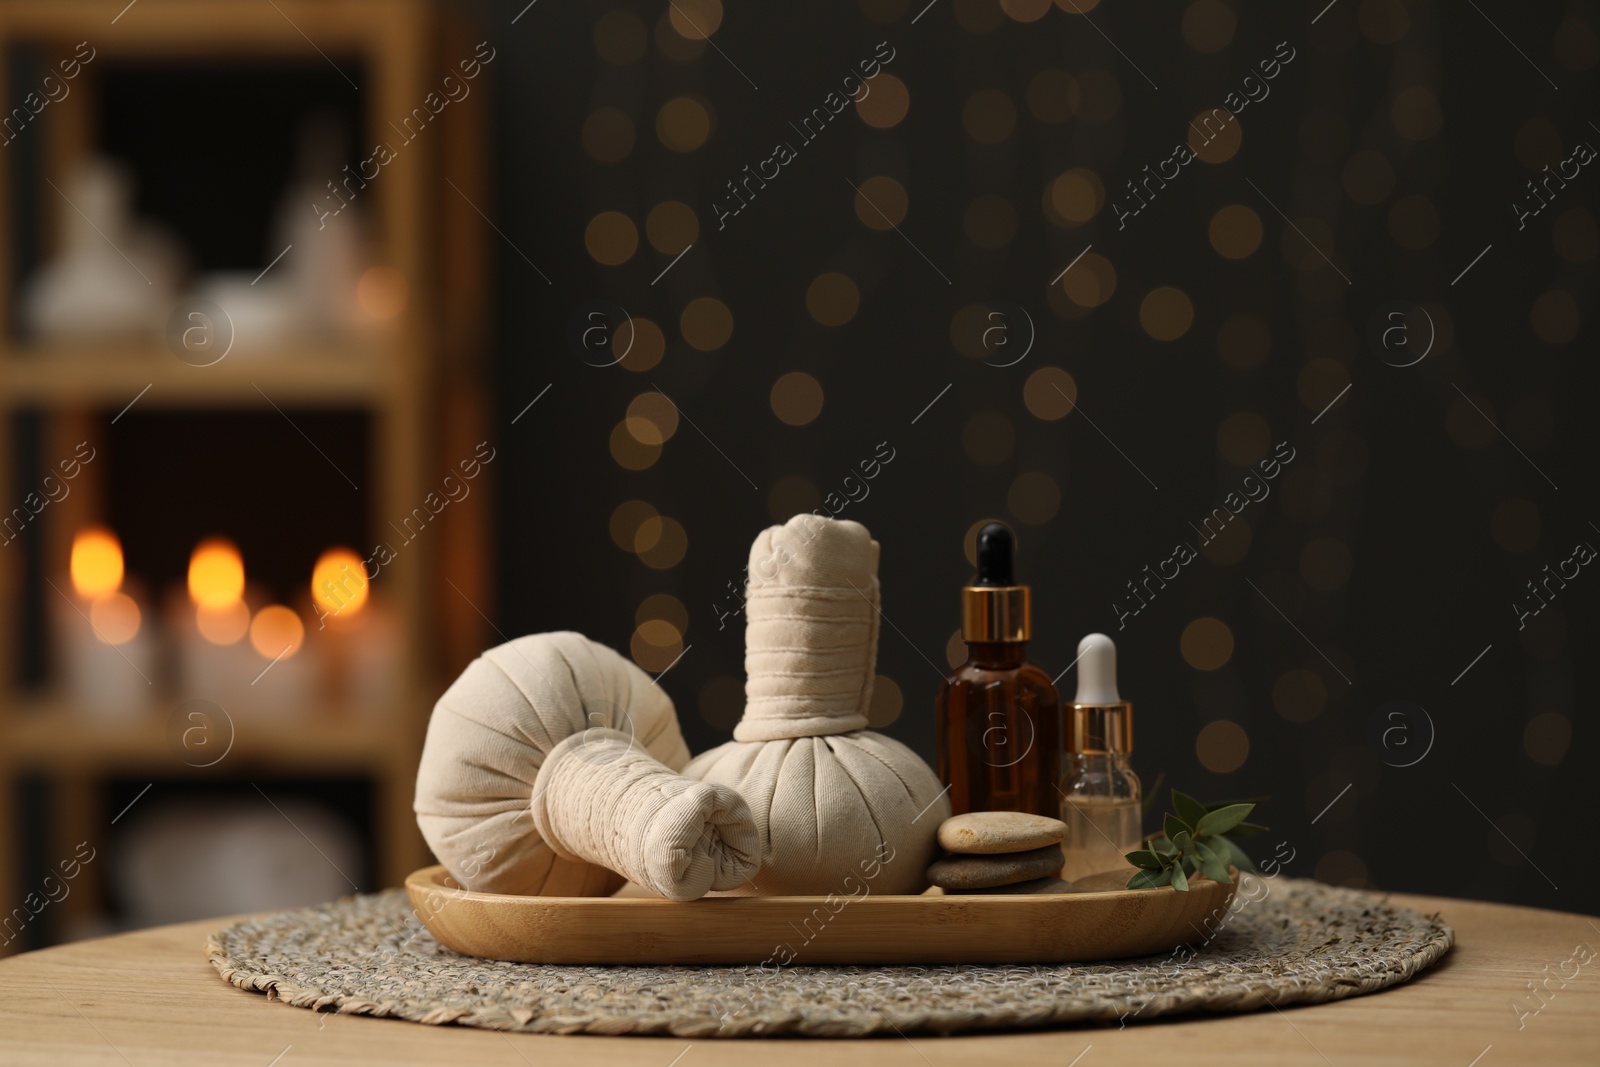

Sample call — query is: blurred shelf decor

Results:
[0,0,492,952]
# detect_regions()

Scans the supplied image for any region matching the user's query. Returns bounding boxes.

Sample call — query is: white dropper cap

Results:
[1074,633,1119,704]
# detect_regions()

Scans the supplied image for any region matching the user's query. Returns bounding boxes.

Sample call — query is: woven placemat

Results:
[207,877,1453,1038]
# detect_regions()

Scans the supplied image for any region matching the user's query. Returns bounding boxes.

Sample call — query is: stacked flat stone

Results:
[926,812,1076,894]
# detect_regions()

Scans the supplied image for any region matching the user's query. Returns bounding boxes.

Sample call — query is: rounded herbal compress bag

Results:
[414,631,759,901]
[684,516,949,896]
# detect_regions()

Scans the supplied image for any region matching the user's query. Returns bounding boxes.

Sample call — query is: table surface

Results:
[0,891,1596,1066]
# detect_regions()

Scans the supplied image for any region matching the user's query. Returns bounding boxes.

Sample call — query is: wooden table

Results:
[1,892,1596,1066]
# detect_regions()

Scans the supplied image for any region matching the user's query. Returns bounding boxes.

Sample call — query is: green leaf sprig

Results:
[1124,789,1267,891]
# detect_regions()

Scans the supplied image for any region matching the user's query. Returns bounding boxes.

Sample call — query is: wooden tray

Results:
[405,864,1238,965]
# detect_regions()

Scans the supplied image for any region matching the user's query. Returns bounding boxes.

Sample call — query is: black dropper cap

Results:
[974,522,1015,587]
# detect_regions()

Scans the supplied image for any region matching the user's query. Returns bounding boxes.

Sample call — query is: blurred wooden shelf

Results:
[0,0,489,954]
[0,342,396,409]
[0,694,415,772]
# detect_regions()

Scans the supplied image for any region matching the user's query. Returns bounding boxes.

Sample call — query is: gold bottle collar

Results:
[961,584,1030,643]
[1067,701,1134,754]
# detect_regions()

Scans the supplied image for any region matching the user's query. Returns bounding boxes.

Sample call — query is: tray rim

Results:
[403,862,1228,906]
[403,864,1241,965]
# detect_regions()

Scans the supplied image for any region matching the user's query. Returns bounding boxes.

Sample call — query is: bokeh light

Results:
[770,372,825,426]
[249,604,305,659]
[1180,617,1234,670]
[1196,720,1249,773]
[188,538,244,609]
[585,211,638,266]
[638,517,688,569]
[625,392,680,445]
[1023,366,1076,420]
[854,175,908,229]
[657,95,713,152]
[1209,205,1263,259]
[867,675,904,727]
[1007,472,1061,525]
[667,0,723,39]
[616,316,666,373]
[680,297,734,350]
[89,592,141,646]
[610,421,662,470]
[1140,287,1194,340]
[610,500,658,553]
[806,272,860,326]
[196,600,250,646]
[1046,167,1103,226]
[311,547,369,616]
[1188,111,1241,163]
[646,201,699,255]
[1061,252,1116,307]
[856,74,909,128]
[71,526,124,599]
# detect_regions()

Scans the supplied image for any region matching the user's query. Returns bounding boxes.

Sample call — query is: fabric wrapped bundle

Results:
[414,632,760,901]
[685,516,949,896]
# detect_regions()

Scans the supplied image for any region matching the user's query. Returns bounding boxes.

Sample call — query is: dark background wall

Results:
[484,0,1597,915]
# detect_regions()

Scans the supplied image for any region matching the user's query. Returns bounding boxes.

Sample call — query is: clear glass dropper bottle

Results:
[1060,632,1143,882]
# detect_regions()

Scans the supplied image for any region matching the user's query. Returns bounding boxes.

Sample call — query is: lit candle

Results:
[175,538,255,706]
[57,526,154,715]
[243,602,315,713]
[310,546,395,712]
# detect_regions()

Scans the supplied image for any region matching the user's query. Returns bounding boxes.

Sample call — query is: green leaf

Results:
[1193,839,1232,883]
[1172,790,1208,828]
[1220,835,1259,875]
[1225,821,1269,839]
[1124,849,1168,870]
[1195,803,1256,838]
[1170,830,1193,855]
[1164,812,1192,843]
[1127,867,1174,890]
[1170,863,1190,892]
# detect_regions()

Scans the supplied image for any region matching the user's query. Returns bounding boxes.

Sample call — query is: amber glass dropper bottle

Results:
[936,522,1062,816]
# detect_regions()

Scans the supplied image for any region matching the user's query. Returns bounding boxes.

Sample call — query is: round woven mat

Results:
[207,877,1453,1038]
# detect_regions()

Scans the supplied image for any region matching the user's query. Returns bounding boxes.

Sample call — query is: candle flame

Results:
[70,526,124,599]
[188,538,245,609]
[311,547,369,616]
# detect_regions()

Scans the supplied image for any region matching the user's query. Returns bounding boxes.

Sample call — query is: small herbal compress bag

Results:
[685,516,949,895]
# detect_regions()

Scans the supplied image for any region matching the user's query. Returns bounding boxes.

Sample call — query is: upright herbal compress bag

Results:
[685,515,949,895]
[414,631,760,901]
